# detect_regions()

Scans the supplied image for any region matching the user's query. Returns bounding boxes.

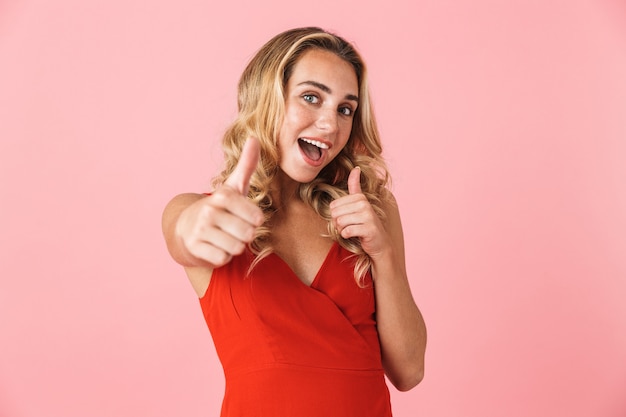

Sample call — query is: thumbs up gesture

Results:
[174,137,265,268]
[329,167,391,260]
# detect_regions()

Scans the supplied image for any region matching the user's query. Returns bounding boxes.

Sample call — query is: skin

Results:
[162,48,426,392]
[277,49,358,185]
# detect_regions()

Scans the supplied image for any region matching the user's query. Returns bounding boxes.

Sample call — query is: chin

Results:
[294,173,320,184]
[277,166,315,186]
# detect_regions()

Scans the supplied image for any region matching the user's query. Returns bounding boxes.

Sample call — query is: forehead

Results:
[287,49,358,93]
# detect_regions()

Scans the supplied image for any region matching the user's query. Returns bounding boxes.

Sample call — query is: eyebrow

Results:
[297,81,359,103]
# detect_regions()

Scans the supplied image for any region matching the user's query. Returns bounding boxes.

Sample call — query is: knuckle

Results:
[188,224,206,243]
[211,250,231,267]
[232,241,246,255]
[334,216,344,228]
[182,233,199,250]
[252,207,264,225]
[245,227,256,242]
[188,243,205,259]
[210,192,228,206]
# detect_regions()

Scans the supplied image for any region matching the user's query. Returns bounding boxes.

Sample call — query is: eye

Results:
[339,106,353,116]
[302,94,319,104]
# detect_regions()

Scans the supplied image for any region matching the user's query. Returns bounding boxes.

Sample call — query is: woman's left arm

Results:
[330,167,427,391]
[370,194,426,391]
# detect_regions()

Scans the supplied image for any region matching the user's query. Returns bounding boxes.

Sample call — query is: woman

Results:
[162,27,426,416]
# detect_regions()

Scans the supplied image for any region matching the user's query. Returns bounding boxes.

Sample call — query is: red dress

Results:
[199,241,392,416]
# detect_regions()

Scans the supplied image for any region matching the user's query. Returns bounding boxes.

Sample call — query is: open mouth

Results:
[298,138,329,162]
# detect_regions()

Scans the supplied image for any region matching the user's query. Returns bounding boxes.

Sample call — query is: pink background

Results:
[1,1,625,416]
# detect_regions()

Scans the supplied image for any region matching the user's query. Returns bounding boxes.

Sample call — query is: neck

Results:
[270,169,301,210]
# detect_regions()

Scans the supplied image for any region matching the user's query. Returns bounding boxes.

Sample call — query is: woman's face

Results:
[277,48,359,184]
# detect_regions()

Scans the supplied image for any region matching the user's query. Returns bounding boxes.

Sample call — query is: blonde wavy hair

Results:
[212,27,392,284]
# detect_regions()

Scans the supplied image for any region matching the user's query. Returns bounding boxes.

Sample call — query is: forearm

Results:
[372,250,427,391]
[329,185,426,389]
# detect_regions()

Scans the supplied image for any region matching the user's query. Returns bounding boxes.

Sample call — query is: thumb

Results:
[347,166,362,195]
[224,137,260,195]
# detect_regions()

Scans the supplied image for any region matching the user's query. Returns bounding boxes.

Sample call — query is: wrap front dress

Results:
[199,241,392,416]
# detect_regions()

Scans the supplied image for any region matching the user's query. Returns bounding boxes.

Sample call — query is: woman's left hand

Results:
[330,167,391,259]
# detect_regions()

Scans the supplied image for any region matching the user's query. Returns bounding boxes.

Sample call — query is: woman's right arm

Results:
[161,191,262,296]
[161,138,264,296]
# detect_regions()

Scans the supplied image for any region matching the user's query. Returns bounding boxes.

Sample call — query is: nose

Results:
[315,108,338,134]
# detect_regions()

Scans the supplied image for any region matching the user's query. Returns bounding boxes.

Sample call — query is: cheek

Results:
[278,110,298,142]
[338,121,354,145]
[278,115,298,143]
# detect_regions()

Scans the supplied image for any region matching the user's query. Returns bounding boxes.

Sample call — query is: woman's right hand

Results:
[163,137,264,269]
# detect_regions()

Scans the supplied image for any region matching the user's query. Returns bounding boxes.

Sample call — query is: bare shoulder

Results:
[380,188,401,224]
[163,193,206,217]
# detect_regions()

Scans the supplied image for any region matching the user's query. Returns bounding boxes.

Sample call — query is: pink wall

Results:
[1,1,625,416]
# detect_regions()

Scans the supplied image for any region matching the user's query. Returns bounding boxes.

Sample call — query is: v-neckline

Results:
[269,241,338,288]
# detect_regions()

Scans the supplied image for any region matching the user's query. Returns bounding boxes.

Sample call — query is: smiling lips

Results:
[298,138,330,164]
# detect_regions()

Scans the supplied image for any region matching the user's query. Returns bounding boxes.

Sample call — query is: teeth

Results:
[301,138,329,149]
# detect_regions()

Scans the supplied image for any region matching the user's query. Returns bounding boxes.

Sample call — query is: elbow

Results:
[388,364,424,392]
[396,370,424,392]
